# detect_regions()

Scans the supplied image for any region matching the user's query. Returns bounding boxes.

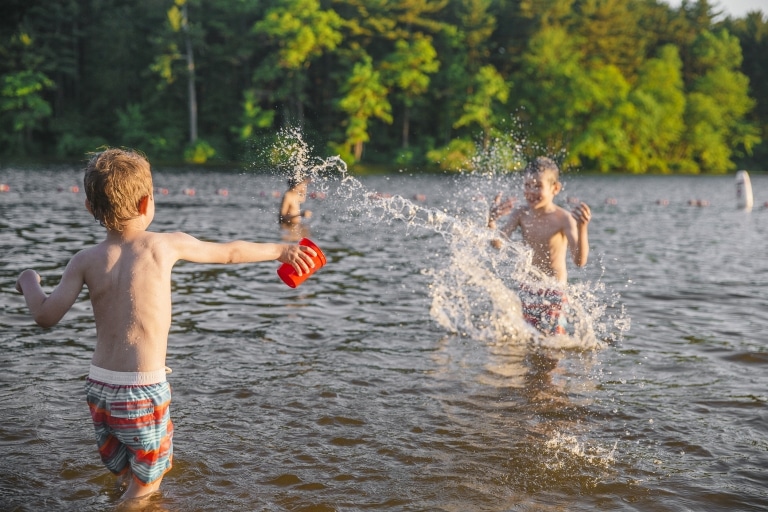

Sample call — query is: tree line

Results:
[1,0,766,173]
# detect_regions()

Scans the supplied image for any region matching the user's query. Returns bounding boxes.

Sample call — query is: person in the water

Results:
[15,148,316,505]
[279,176,312,228]
[488,157,591,334]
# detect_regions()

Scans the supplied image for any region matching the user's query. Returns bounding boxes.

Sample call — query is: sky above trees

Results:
[668,0,766,18]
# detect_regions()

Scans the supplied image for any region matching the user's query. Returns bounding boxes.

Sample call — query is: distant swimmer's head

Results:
[287,175,311,191]
[84,148,153,231]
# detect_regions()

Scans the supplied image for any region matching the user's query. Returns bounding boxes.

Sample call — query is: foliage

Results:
[184,138,216,163]
[426,137,475,171]
[0,0,764,172]
[338,54,393,162]
[0,69,53,155]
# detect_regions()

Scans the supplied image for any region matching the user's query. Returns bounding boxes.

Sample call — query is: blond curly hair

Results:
[84,148,153,231]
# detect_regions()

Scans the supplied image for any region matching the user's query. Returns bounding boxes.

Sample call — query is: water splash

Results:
[255,126,349,192]
[542,431,617,478]
[262,128,627,350]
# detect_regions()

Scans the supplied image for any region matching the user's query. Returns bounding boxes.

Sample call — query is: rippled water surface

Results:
[1,165,767,511]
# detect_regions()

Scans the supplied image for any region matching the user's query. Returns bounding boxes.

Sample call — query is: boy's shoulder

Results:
[87,230,186,252]
[511,203,530,216]
[64,241,109,275]
[72,240,108,260]
[552,203,576,222]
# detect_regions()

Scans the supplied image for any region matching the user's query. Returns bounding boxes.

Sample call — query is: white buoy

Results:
[735,170,753,211]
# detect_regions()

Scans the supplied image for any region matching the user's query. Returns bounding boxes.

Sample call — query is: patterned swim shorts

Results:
[517,284,571,336]
[84,365,173,486]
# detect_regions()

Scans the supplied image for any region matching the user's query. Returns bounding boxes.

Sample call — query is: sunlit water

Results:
[1,158,767,511]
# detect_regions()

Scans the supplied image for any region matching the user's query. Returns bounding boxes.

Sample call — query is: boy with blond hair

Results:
[488,157,591,334]
[16,148,317,503]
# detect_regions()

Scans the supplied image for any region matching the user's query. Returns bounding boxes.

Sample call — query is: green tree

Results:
[680,29,759,172]
[453,64,509,150]
[624,44,686,173]
[514,25,587,154]
[723,11,767,169]
[338,54,393,161]
[0,0,764,171]
[151,0,205,160]
[567,0,647,78]
[234,89,276,142]
[381,34,439,149]
[572,44,686,173]
[0,68,53,155]
[252,0,343,127]
[422,0,498,166]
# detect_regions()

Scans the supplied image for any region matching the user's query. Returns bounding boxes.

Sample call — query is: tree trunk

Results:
[402,105,410,149]
[182,3,197,144]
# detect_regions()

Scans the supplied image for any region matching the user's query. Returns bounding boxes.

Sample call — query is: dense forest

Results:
[0,0,766,173]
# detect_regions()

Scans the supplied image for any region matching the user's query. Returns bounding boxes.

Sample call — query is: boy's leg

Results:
[115,383,173,498]
[86,376,173,501]
[120,474,164,501]
[117,470,132,490]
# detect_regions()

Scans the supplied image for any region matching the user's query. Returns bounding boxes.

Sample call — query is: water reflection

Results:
[2,168,768,510]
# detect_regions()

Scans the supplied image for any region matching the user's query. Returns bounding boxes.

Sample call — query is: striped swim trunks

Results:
[517,284,572,336]
[85,365,173,486]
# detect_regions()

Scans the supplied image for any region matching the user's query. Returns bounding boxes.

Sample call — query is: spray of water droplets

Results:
[258,127,628,350]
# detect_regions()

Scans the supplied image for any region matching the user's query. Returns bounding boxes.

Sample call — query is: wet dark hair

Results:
[524,157,560,181]
[287,175,309,189]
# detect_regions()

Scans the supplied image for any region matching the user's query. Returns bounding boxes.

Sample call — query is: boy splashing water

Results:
[488,157,591,335]
[15,148,316,504]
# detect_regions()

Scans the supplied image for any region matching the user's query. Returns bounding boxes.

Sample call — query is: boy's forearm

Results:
[575,228,589,266]
[229,241,284,264]
[17,270,51,325]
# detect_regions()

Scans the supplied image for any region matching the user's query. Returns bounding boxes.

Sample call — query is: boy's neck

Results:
[106,221,149,240]
[530,201,557,214]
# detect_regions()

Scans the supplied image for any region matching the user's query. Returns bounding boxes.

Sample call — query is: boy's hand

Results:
[279,244,317,276]
[489,193,515,223]
[303,210,313,219]
[572,203,591,226]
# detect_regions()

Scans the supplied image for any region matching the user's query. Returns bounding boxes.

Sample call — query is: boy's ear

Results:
[553,181,563,194]
[137,195,150,215]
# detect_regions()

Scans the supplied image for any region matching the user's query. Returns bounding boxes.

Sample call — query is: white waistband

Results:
[88,364,169,385]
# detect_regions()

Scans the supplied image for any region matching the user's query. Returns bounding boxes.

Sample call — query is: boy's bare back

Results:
[16,149,316,374]
[69,229,185,373]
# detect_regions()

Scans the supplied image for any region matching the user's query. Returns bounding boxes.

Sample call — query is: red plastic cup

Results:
[277,238,326,288]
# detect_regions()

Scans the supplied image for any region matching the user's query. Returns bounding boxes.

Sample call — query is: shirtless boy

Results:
[488,157,591,334]
[15,148,317,503]
[279,176,312,229]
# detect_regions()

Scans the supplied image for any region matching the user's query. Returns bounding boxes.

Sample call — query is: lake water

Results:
[1,162,767,511]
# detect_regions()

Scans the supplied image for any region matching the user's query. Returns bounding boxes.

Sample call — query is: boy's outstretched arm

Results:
[569,202,591,266]
[172,233,317,275]
[16,258,86,328]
